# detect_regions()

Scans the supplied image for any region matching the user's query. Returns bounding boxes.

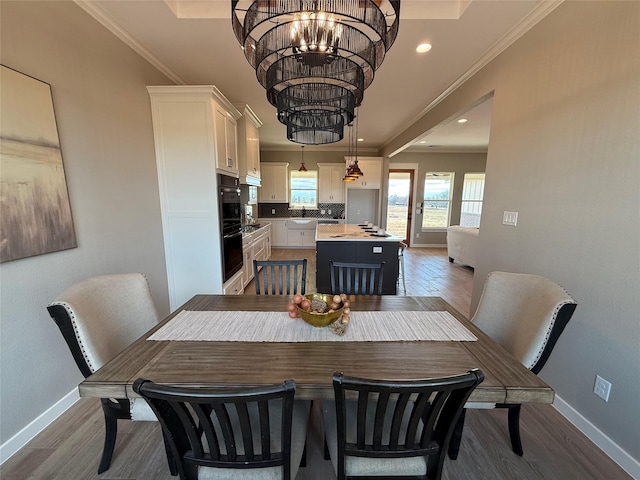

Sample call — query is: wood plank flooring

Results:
[1,247,630,480]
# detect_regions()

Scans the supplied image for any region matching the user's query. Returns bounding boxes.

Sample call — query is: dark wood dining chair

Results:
[46,273,173,474]
[448,271,577,459]
[323,369,484,480]
[133,378,311,480]
[254,259,307,295]
[330,261,385,295]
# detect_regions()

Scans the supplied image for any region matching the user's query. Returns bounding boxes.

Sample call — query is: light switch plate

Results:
[503,211,518,226]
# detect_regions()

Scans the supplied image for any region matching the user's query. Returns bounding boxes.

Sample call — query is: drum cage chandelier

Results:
[231,0,400,145]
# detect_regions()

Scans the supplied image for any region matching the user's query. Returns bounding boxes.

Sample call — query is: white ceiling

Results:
[77,0,559,153]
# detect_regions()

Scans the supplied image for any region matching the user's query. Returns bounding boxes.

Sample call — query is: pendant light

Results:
[298,146,308,172]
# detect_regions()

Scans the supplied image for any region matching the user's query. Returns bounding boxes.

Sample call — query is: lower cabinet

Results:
[223,270,245,295]
[286,228,316,247]
[261,219,287,247]
[241,224,272,288]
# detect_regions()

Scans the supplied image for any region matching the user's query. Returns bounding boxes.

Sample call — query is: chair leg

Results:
[448,408,467,460]
[98,413,118,474]
[162,431,179,475]
[324,436,330,460]
[448,408,466,460]
[507,404,524,456]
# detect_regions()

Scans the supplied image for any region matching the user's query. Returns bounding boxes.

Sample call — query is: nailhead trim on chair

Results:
[52,301,97,374]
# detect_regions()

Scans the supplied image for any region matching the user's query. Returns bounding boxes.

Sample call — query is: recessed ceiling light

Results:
[416,43,432,53]
[419,140,427,144]
[457,118,468,123]
[357,138,364,142]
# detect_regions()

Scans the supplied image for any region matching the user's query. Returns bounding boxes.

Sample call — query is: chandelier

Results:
[231,0,400,145]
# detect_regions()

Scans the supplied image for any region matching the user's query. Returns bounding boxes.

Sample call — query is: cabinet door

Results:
[215,106,238,176]
[345,157,382,189]
[243,246,254,287]
[226,116,238,175]
[318,164,345,203]
[260,164,289,202]
[271,221,288,246]
[287,229,303,246]
[302,228,316,247]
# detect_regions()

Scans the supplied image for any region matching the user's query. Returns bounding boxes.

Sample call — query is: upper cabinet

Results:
[344,156,383,189]
[260,162,289,203]
[214,104,239,176]
[235,104,263,186]
[317,163,345,203]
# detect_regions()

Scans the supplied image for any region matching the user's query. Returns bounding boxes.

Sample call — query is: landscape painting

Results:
[0,65,76,263]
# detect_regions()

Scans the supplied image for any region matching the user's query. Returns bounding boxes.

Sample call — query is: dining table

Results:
[78,295,554,404]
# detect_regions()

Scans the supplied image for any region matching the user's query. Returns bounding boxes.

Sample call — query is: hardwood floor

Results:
[1,247,630,479]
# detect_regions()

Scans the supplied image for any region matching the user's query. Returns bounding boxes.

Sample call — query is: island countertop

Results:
[316,224,402,242]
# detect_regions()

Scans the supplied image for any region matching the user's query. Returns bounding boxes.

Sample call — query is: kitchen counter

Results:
[316,224,400,294]
[316,223,402,242]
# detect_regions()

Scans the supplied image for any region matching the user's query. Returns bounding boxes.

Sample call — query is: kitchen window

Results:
[290,170,318,208]
[422,172,453,229]
[460,173,485,228]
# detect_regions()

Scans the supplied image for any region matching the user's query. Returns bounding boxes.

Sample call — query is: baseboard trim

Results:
[553,395,640,479]
[408,243,447,248]
[0,388,79,464]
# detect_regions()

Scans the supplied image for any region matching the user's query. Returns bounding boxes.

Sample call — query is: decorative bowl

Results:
[297,293,344,328]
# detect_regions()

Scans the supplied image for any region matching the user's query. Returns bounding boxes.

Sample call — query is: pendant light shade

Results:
[231,0,400,145]
[298,146,308,172]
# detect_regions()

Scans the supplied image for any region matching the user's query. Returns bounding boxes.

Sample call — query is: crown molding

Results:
[382,0,564,151]
[74,0,187,85]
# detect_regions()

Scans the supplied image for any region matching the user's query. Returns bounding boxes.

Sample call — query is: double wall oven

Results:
[218,174,243,283]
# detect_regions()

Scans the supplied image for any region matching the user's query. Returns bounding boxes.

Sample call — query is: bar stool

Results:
[398,242,407,294]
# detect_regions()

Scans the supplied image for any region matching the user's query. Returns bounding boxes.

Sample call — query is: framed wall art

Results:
[0,65,77,263]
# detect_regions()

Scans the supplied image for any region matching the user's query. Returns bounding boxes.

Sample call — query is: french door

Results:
[385,170,414,244]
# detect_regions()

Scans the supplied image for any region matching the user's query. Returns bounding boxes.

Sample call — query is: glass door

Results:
[386,170,413,244]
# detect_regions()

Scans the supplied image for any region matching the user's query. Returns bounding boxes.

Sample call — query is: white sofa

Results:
[446,226,479,268]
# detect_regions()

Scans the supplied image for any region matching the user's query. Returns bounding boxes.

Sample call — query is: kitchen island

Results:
[316,224,401,295]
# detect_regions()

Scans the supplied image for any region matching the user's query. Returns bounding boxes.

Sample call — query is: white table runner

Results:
[148,311,477,342]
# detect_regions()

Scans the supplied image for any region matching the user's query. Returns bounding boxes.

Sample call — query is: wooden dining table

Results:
[78,295,554,404]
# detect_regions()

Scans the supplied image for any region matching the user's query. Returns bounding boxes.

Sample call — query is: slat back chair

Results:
[448,271,577,459]
[47,273,168,474]
[133,378,310,480]
[324,370,484,480]
[330,261,385,295]
[254,259,307,295]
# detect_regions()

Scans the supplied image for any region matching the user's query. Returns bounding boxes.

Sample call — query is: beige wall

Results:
[0,1,172,444]
[384,1,640,461]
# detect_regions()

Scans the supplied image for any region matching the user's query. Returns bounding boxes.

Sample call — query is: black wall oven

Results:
[218,174,243,283]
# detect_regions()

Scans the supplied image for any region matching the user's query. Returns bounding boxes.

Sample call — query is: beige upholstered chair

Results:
[448,271,577,459]
[47,273,164,473]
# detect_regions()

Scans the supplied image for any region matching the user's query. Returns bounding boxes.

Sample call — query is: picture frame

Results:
[0,65,77,263]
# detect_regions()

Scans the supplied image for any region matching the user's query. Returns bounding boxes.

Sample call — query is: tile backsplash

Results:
[258,203,345,219]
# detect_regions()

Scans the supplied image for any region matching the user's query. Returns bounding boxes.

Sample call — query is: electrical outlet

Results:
[328,209,332,214]
[416,233,420,238]
[321,209,326,214]
[271,208,276,215]
[594,375,612,401]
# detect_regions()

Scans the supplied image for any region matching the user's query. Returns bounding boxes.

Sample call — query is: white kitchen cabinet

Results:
[263,219,288,247]
[286,219,317,247]
[318,163,345,203]
[215,104,239,176]
[242,224,272,287]
[242,231,255,287]
[147,85,242,310]
[259,163,289,202]
[235,104,262,186]
[344,157,383,189]
[223,270,244,295]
